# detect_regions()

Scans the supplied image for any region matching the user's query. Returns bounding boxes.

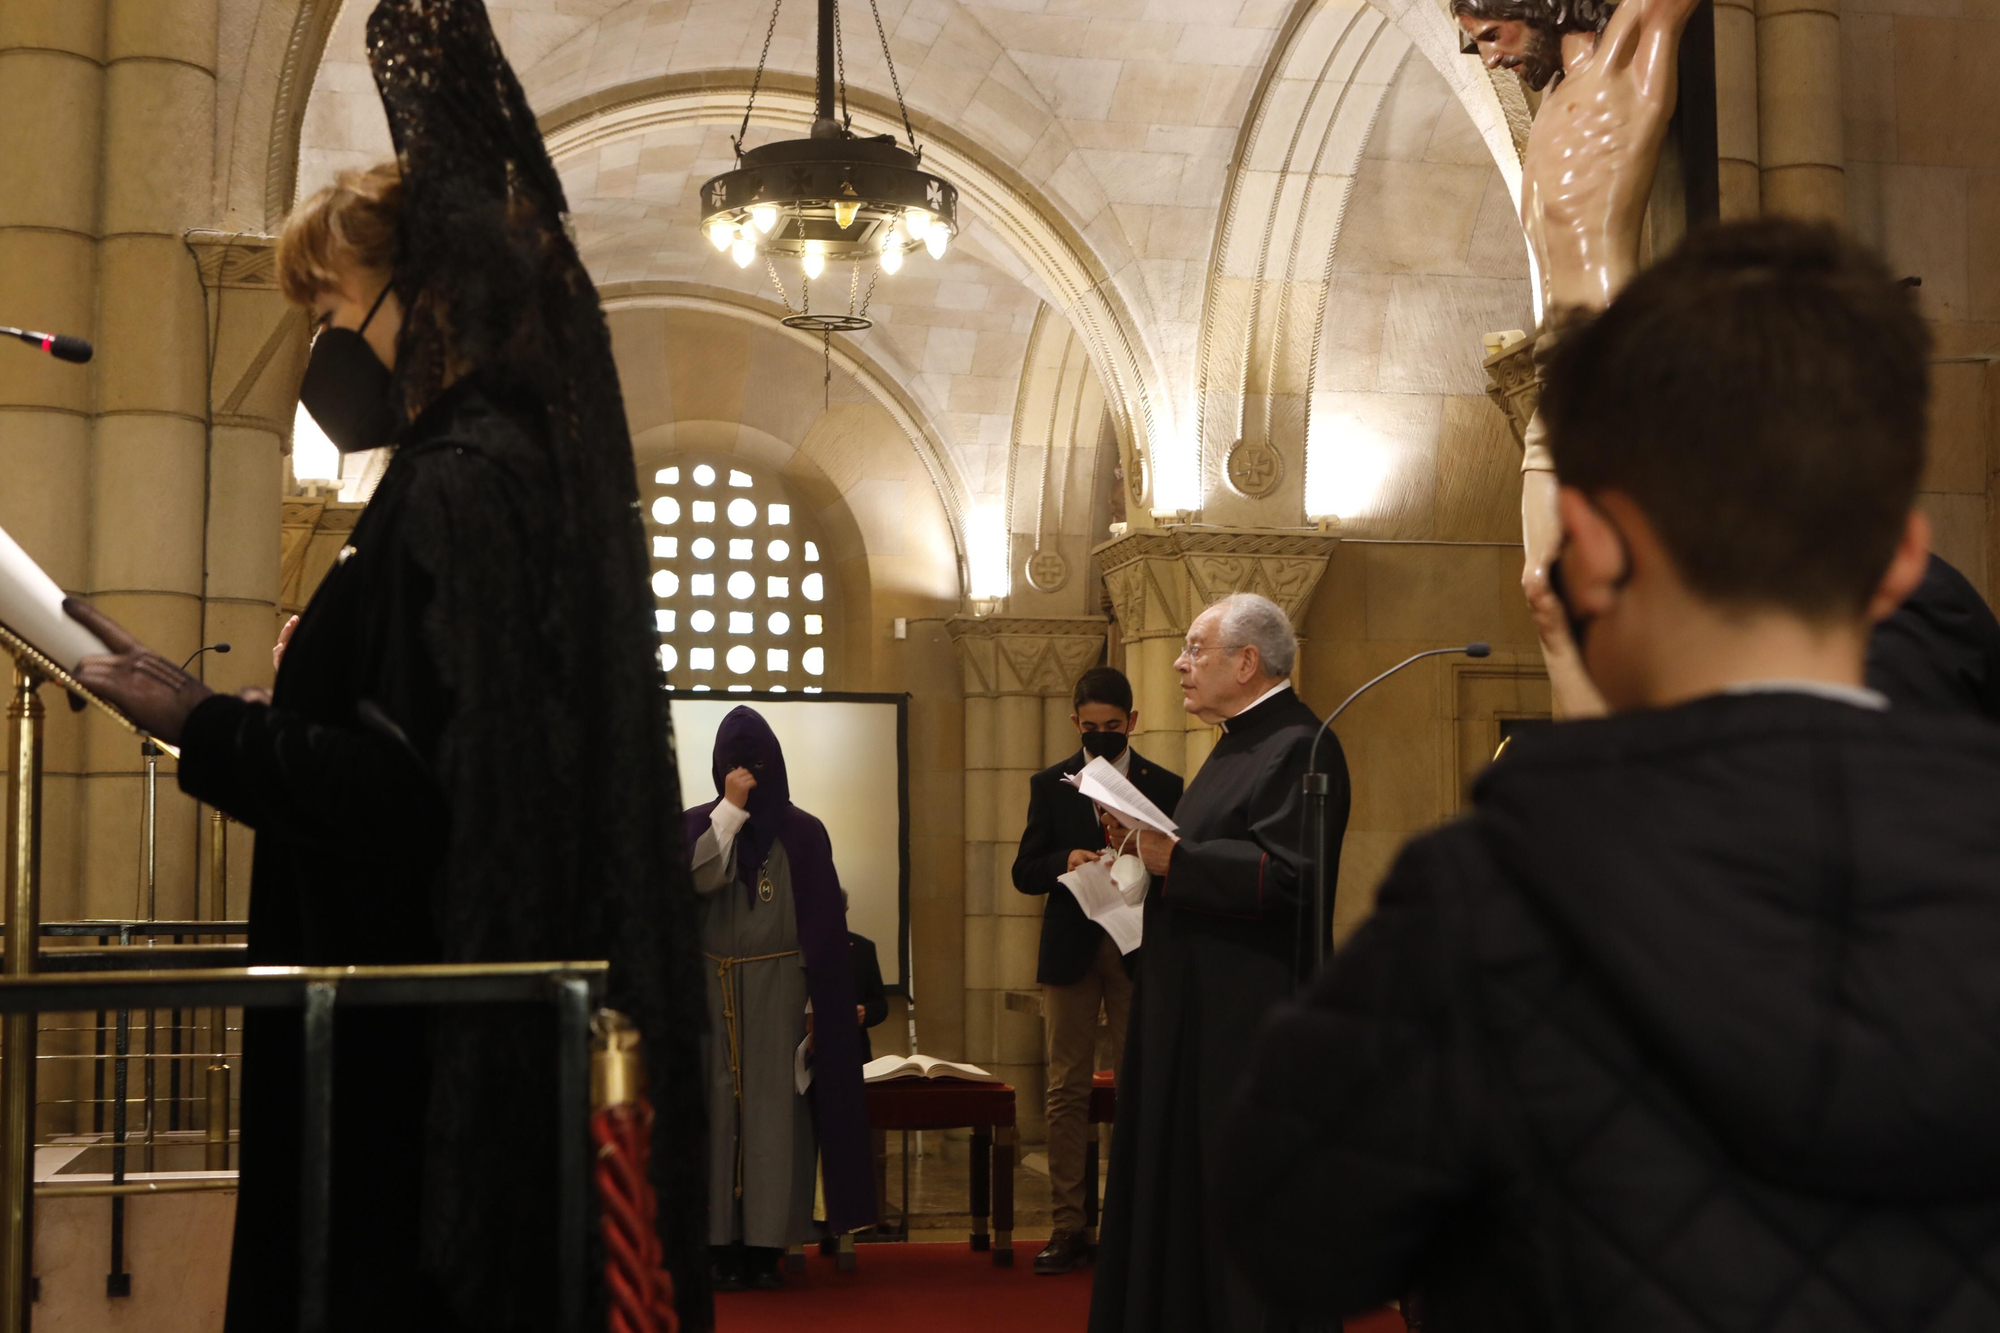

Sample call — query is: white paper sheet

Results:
[0,522,106,670]
[1058,855,1145,956]
[1062,755,1178,836]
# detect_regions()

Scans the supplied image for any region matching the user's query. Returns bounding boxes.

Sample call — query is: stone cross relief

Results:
[1454,0,1702,717]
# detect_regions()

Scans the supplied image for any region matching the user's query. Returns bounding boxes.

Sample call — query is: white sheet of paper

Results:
[1059,855,1145,956]
[0,522,106,670]
[1062,755,1178,837]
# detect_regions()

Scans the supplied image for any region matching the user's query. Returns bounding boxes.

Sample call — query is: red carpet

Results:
[713,1243,1409,1332]
[714,1244,1088,1331]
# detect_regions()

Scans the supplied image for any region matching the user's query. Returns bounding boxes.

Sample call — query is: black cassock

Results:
[1090,688,1350,1333]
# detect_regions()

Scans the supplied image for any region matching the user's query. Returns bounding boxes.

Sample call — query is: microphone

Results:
[1,325,93,363]
[1297,642,1492,981]
[180,642,232,672]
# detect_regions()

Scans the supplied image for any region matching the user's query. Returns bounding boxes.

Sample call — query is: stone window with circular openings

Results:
[647,456,835,694]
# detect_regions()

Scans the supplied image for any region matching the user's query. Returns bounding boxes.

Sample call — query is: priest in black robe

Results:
[1089,592,1349,1333]
[64,2,709,1329]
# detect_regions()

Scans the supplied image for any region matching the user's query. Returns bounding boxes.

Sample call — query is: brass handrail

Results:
[37,1178,238,1199]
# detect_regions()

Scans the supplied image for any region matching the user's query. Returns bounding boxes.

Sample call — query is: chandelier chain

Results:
[858,264,883,319]
[866,0,919,157]
[847,257,861,315]
[834,0,853,131]
[734,0,785,157]
[765,256,798,316]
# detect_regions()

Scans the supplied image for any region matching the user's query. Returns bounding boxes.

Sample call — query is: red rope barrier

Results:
[593,1100,678,1333]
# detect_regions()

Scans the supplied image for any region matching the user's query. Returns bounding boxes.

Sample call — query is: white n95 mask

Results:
[1110,829,1151,906]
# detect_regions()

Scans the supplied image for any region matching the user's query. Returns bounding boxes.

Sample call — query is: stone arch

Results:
[606,300,963,690]
[539,76,1173,519]
[1195,0,1411,526]
[600,283,970,575]
[212,0,340,229]
[1190,0,1532,526]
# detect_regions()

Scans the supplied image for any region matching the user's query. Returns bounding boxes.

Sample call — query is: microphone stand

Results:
[1300,643,1491,981]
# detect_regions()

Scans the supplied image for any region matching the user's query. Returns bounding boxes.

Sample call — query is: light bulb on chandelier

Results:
[707,221,735,252]
[802,244,826,280]
[749,204,779,234]
[731,233,757,268]
[925,224,952,261]
[833,200,860,230]
[880,245,903,275]
[904,209,932,242]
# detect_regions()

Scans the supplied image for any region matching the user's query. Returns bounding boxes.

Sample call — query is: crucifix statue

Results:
[1456,0,1704,715]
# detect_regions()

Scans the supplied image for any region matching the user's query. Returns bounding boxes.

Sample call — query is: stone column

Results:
[1757,0,1843,222]
[188,232,309,919]
[1714,0,1760,220]
[0,2,105,919]
[1097,527,1340,780]
[1090,533,1192,775]
[947,617,1107,1145]
[79,0,220,921]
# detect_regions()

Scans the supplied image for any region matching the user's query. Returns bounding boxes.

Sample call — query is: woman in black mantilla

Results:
[64,2,711,1329]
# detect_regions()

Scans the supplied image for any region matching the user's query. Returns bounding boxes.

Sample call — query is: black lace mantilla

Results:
[364,1,710,1327]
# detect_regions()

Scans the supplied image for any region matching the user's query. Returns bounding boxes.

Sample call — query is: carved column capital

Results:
[1482,333,1539,450]
[186,230,312,439]
[945,616,1109,699]
[1093,527,1339,640]
[281,497,364,616]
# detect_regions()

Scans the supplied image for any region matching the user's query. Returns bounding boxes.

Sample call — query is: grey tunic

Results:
[693,825,817,1248]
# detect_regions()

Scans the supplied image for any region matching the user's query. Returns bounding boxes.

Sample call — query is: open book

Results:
[0,522,108,670]
[863,1053,1000,1084]
[1062,755,1178,836]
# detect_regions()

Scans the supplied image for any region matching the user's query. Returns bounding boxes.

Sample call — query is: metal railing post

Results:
[1,667,45,1333]
[298,980,337,1333]
[205,812,230,1171]
[203,1062,230,1172]
[554,977,591,1333]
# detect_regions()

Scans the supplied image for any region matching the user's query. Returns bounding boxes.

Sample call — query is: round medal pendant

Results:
[758,871,775,903]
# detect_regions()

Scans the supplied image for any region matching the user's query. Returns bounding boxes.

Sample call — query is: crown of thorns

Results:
[1452,0,1616,52]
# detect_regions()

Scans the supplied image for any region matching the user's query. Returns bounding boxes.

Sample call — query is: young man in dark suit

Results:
[1013,666,1183,1276]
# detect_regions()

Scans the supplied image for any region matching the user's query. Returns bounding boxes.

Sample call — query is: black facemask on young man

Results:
[298,284,400,454]
[1547,502,1632,657]
[1080,730,1129,761]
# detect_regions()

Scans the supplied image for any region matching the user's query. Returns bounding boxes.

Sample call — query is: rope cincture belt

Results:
[706,949,803,1199]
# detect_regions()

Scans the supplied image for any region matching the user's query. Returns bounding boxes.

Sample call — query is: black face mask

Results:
[1547,552,1594,654]
[1547,509,1632,658]
[1080,730,1129,761]
[299,284,399,454]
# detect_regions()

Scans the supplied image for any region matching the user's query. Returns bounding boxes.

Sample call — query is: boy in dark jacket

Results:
[1013,666,1183,1274]
[1218,220,2000,1331]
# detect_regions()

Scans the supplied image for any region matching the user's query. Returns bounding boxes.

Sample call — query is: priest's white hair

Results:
[1213,592,1296,678]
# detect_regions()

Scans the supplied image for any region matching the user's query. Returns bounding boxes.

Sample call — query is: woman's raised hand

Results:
[273,615,299,671]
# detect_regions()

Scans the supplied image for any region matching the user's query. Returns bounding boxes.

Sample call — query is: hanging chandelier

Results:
[699,0,959,335]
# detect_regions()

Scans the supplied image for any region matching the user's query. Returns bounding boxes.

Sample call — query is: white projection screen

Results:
[668,692,909,987]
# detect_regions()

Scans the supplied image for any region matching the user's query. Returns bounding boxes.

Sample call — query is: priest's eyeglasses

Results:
[1175,640,1239,665]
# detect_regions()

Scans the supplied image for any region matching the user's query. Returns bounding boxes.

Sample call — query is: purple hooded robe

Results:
[682,707,876,1235]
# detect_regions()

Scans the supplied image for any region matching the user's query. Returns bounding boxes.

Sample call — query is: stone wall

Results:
[1841,0,2000,598]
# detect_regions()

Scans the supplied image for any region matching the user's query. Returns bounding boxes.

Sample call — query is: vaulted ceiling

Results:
[286,0,1530,596]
